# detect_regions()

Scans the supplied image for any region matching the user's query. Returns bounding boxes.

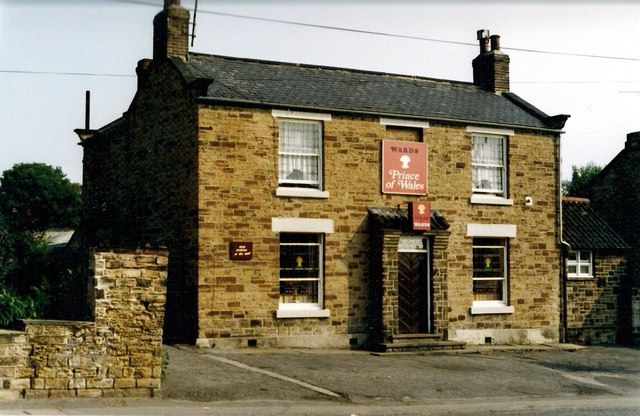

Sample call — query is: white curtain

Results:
[279,121,320,185]
[472,135,504,193]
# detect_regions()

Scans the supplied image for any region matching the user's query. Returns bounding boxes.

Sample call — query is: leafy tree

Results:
[0,214,48,327]
[0,163,87,327]
[0,163,81,232]
[562,162,602,197]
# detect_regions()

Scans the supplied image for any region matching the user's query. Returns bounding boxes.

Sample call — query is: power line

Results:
[108,0,640,62]
[0,69,134,78]
[4,0,640,80]
[3,69,640,86]
[199,9,640,62]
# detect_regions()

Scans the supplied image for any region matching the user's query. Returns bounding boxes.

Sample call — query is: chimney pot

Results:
[477,29,490,53]
[490,34,501,51]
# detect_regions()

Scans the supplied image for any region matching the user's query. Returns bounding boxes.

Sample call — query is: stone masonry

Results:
[565,254,627,344]
[0,249,167,400]
[78,1,565,347]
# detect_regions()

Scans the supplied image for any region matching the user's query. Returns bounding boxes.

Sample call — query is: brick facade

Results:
[78,2,567,348]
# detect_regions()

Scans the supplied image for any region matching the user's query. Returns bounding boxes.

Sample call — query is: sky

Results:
[1,0,640,184]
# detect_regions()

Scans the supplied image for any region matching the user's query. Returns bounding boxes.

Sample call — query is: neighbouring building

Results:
[561,197,629,344]
[581,132,640,344]
[76,1,569,348]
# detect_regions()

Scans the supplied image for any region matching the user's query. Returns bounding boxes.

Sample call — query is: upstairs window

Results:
[472,134,506,196]
[278,120,322,189]
[567,250,593,278]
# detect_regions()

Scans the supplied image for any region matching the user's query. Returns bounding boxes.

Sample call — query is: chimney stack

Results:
[153,0,190,61]
[626,131,640,151]
[472,29,510,93]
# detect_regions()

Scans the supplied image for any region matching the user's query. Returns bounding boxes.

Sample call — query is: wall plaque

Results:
[229,242,253,260]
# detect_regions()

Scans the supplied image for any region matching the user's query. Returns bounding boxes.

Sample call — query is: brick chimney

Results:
[153,0,190,61]
[472,29,510,93]
[626,131,640,151]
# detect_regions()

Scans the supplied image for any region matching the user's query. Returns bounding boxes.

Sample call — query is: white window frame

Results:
[468,127,513,206]
[567,250,593,278]
[471,238,508,307]
[467,223,516,315]
[273,110,330,199]
[272,218,332,318]
[278,233,324,310]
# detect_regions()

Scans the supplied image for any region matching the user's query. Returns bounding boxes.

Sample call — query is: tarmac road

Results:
[161,344,640,403]
[1,343,639,415]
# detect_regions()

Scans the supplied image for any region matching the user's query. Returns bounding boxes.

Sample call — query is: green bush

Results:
[0,286,40,328]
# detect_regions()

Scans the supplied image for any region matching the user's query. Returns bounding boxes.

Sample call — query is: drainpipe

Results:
[560,241,571,343]
[558,131,568,343]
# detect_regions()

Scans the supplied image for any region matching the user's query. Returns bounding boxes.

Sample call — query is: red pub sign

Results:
[381,140,428,195]
[410,201,431,231]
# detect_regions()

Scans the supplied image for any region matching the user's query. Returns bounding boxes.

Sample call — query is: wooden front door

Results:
[398,237,431,334]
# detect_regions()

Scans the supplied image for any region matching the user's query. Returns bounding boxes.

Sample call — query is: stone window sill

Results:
[567,276,595,280]
[276,309,331,319]
[470,305,515,315]
[470,194,514,206]
[276,187,329,199]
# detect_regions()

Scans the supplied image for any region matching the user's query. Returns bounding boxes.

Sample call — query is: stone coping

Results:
[21,319,95,327]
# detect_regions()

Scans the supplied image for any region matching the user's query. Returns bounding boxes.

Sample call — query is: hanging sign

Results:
[229,242,253,260]
[410,201,431,231]
[381,140,428,195]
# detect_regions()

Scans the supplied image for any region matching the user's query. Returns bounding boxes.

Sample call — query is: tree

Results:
[562,162,602,197]
[0,164,86,327]
[0,163,81,231]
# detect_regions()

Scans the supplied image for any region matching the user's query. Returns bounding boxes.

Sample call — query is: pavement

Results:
[1,343,639,415]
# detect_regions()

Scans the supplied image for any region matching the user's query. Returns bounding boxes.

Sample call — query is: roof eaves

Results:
[197,96,565,134]
[503,92,569,132]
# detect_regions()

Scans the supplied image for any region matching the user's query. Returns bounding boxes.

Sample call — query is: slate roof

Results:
[562,198,629,250]
[173,54,566,132]
[367,207,450,231]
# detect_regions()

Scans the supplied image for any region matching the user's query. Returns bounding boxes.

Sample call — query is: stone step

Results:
[378,340,466,353]
[391,333,442,343]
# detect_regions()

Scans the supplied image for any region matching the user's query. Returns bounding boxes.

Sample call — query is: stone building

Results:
[561,197,629,344]
[76,1,569,348]
[582,132,640,344]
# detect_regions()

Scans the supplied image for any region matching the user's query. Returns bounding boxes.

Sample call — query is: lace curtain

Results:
[279,121,320,186]
[472,135,504,193]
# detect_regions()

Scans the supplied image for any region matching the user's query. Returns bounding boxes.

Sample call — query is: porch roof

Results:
[367,207,450,231]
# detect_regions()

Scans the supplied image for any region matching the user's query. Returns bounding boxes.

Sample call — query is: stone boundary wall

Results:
[0,330,31,401]
[0,248,167,400]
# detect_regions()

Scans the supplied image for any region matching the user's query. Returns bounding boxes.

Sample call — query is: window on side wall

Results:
[567,250,593,278]
[472,134,506,197]
[279,233,323,311]
[278,120,322,189]
[472,238,508,305]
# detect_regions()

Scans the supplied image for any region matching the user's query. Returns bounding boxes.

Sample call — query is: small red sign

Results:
[229,242,253,260]
[381,140,428,195]
[410,202,431,231]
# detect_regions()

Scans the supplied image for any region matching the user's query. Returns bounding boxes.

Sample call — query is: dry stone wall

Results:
[0,248,167,401]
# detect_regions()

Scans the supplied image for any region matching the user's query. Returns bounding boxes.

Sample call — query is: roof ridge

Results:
[187,52,475,87]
